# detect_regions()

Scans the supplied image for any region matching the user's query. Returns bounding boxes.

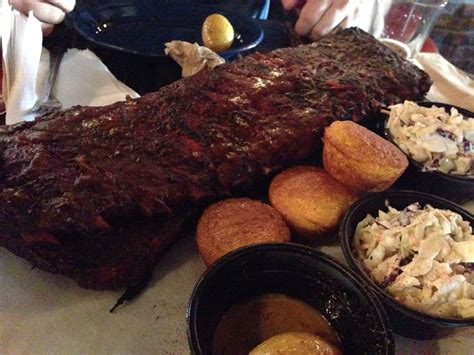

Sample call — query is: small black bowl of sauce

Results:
[187,243,394,354]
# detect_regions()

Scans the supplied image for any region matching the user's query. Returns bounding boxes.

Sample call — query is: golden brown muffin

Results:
[196,198,290,266]
[323,121,408,192]
[269,166,358,238]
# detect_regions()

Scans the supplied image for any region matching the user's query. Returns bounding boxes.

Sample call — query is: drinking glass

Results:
[369,0,448,58]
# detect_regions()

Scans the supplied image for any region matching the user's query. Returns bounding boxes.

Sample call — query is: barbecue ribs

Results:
[0,29,431,289]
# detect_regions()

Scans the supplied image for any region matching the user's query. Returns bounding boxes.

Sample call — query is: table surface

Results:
[1,222,473,354]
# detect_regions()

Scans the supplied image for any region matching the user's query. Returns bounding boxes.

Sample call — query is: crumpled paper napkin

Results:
[53,48,139,108]
[1,3,139,125]
[2,4,43,124]
[413,52,474,113]
[165,41,225,77]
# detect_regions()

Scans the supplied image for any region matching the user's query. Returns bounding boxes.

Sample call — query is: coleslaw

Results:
[354,202,474,318]
[385,101,473,177]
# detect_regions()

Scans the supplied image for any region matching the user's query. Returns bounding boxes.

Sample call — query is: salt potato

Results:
[201,14,234,52]
[249,332,342,355]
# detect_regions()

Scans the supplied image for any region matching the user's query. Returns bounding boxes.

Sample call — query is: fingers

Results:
[29,1,66,24]
[47,0,76,13]
[281,0,301,11]
[310,0,357,39]
[310,3,346,39]
[339,17,350,29]
[9,0,76,24]
[295,0,331,37]
[294,0,361,40]
[339,5,359,29]
[41,23,55,36]
[8,0,29,14]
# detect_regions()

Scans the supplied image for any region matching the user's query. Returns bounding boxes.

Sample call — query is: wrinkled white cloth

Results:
[2,5,43,124]
[413,52,474,113]
[165,41,225,77]
[0,6,4,38]
[53,48,139,107]
[1,2,138,125]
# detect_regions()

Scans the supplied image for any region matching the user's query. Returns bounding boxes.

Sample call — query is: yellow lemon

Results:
[202,14,234,52]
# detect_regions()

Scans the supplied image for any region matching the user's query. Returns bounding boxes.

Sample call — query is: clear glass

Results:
[369,0,448,58]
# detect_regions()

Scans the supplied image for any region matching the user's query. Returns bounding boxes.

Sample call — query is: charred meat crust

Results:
[0,29,431,289]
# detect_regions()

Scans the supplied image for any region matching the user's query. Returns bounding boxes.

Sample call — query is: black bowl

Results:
[187,243,394,354]
[340,190,474,339]
[70,2,264,59]
[384,101,474,204]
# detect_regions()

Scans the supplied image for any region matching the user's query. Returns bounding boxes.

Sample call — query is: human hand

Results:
[281,0,362,40]
[9,0,76,34]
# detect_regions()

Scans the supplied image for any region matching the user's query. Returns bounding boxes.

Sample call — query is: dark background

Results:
[52,0,301,95]
[63,0,474,94]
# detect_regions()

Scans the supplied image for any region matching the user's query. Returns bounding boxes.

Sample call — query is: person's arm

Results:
[281,0,375,40]
[9,0,75,34]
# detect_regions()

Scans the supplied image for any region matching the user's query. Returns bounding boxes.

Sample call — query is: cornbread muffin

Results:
[196,198,290,266]
[269,166,358,238]
[323,121,408,192]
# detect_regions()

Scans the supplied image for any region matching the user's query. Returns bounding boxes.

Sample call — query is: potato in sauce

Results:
[250,332,341,355]
[212,293,341,355]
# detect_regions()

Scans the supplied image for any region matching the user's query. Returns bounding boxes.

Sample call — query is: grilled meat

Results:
[0,29,431,289]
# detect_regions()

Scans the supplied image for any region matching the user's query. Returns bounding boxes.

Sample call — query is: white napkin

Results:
[2,5,43,124]
[1,3,139,125]
[53,48,139,108]
[0,5,4,38]
[413,52,474,112]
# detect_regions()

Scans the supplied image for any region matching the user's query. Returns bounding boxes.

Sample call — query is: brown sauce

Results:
[212,293,339,355]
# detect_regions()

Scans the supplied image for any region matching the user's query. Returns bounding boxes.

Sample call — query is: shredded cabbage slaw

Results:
[354,202,474,318]
[385,101,473,177]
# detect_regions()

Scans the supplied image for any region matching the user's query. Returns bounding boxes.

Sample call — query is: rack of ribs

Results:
[0,28,431,289]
